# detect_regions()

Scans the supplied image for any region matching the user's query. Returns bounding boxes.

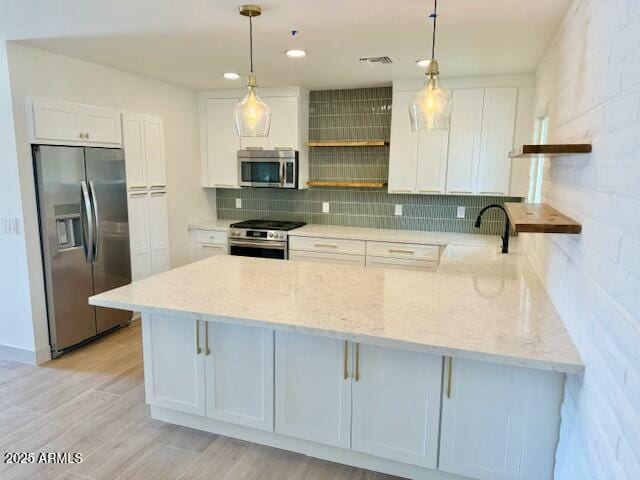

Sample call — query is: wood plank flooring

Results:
[0,322,399,480]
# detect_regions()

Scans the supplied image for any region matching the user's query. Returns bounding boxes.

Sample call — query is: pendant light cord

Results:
[249,15,254,73]
[430,0,438,60]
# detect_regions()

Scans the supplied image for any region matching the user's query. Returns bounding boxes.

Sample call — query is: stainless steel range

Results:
[228,220,306,260]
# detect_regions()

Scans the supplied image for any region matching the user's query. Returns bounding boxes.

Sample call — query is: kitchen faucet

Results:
[475,204,511,254]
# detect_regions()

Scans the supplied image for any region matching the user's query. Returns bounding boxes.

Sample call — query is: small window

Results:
[528,116,549,203]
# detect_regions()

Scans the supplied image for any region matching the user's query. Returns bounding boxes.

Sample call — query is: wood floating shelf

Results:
[504,202,582,234]
[308,140,389,147]
[307,181,388,189]
[509,144,592,158]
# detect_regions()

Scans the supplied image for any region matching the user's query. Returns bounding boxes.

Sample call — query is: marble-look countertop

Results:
[188,219,237,231]
[289,224,502,247]
[90,249,583,374]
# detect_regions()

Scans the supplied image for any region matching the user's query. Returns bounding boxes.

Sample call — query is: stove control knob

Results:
[268,232,274,239]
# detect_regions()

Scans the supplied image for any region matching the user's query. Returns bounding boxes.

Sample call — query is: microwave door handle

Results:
[280,159,285,187]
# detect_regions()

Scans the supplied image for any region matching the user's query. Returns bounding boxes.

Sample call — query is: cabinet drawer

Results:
[196,243,228,259]
[195,229,228,245]
[289,236,366,256]
[289,250,365,266]
[366,256,438,271]
[366,241,440,261]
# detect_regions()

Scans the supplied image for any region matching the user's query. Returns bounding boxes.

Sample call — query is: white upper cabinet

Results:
[203,97,241,188]
[446,88,484,194]
[122,112,166,189]
[351,344,442,468]
[415,129,449,194]
[476,87,518,195]
[200,88,309,189]
[30,98,122,146]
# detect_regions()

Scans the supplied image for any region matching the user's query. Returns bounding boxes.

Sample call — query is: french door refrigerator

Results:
[33,145,132,357]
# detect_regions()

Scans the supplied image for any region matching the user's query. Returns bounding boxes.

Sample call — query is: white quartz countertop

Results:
[188,219,237,231]
[90,248,583,374]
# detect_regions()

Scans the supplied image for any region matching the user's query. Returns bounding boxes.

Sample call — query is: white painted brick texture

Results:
[527,1,640,479]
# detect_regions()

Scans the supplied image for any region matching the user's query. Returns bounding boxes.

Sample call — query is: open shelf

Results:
[509,144,592,158]
[504,202,582,234]
[307,180,388,189]
[308,140,389,147]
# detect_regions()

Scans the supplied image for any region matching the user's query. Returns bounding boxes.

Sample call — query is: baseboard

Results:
[151,406,469,480]
[0,343,50,365]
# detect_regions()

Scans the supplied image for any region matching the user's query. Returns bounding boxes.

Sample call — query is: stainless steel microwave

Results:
[238,149,299,189]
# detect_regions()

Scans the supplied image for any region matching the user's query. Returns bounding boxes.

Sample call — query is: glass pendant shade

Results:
[409,74,452,131]
[234,75,271,137]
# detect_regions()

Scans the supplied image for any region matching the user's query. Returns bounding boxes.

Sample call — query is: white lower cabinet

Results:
[205,323,274,431]
[275,332,352,448]
[351,344,442,468]
[143,314,274,428]
[439,358,563,480]
[289,250,365,266]
[142,314,206,416]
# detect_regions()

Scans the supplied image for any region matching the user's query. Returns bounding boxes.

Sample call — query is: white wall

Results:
[526,1,640,478]
[0,42,38,363]
[3,42,216,363]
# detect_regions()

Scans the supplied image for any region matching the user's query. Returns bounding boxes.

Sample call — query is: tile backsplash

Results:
[217,86,522,235]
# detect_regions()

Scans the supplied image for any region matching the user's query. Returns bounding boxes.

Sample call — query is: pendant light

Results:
[409,0,452,131]
[234,4,271,137]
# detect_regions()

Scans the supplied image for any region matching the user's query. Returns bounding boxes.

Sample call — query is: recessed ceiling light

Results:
[285,49,306,58]
[223,72,240,80]
[416,59,431,68]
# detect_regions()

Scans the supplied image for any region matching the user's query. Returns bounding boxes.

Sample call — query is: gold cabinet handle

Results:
[314,243,338,249]
[355,343,360,382]
[447,357,453,398]
[205,322,211,355]
[195,320,202,354]
[388,249,415,255]
[85,132,90,139]
[343,340,349,380]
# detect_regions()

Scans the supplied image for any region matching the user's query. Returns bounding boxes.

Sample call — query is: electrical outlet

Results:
[322,202,330,213]
[456,206,466,219]
[1,218,19,234]
[394,204,403,216]
[235,198,242,209]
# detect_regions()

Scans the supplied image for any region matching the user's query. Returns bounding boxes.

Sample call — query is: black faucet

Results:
[475,204,511,254]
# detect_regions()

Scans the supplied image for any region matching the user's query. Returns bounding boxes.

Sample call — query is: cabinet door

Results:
[141,314,206,416]
[127,193,151,281]
[446,89,484,195]
[275,332,351,448]
[205,98,241,187]
[83,106,122,145]
[388,91,418,194]
[267,96,299,150]
[476,88,517,196]
[205,323,274,431]
[415,129,449,194]
[122,113,147,188]
[31,98,84,142]
[145,115,167,188]
[351,345,442,468]
[439,358,563,480]
[147,191,170,274]
[196,243,228,259]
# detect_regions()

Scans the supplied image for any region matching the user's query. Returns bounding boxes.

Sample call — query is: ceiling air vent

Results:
[358,56,394,66]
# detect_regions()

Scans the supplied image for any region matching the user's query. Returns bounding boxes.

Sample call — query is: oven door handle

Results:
[229,239,287,250]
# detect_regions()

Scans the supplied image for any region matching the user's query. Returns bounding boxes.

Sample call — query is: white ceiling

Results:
[0,0,571,90]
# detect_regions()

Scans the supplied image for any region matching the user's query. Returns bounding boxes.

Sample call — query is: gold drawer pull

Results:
[447,357,453,398]
[343,340,349,380]
[195,320,202,354]
[315,243,338,249]
[388,249,415,255]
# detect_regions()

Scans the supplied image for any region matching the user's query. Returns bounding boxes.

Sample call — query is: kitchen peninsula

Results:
[90,247,583,480]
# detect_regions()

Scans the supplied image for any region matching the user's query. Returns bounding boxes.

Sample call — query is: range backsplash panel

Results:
[217,87,521,236]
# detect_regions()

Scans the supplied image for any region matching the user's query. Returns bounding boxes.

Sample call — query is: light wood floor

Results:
[0,321,399,480]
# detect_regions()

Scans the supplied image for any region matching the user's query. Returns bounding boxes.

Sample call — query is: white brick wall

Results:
[527,1,640,478]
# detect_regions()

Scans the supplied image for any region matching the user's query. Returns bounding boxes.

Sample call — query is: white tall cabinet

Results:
[122,112,170,280]
[199,87,309,189]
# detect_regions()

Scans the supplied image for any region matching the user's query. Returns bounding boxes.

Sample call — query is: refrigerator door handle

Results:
[88,180,100,263]
[80,181,94,263]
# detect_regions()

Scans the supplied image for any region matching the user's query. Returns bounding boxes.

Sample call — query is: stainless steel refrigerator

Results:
[33,145,132,357]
